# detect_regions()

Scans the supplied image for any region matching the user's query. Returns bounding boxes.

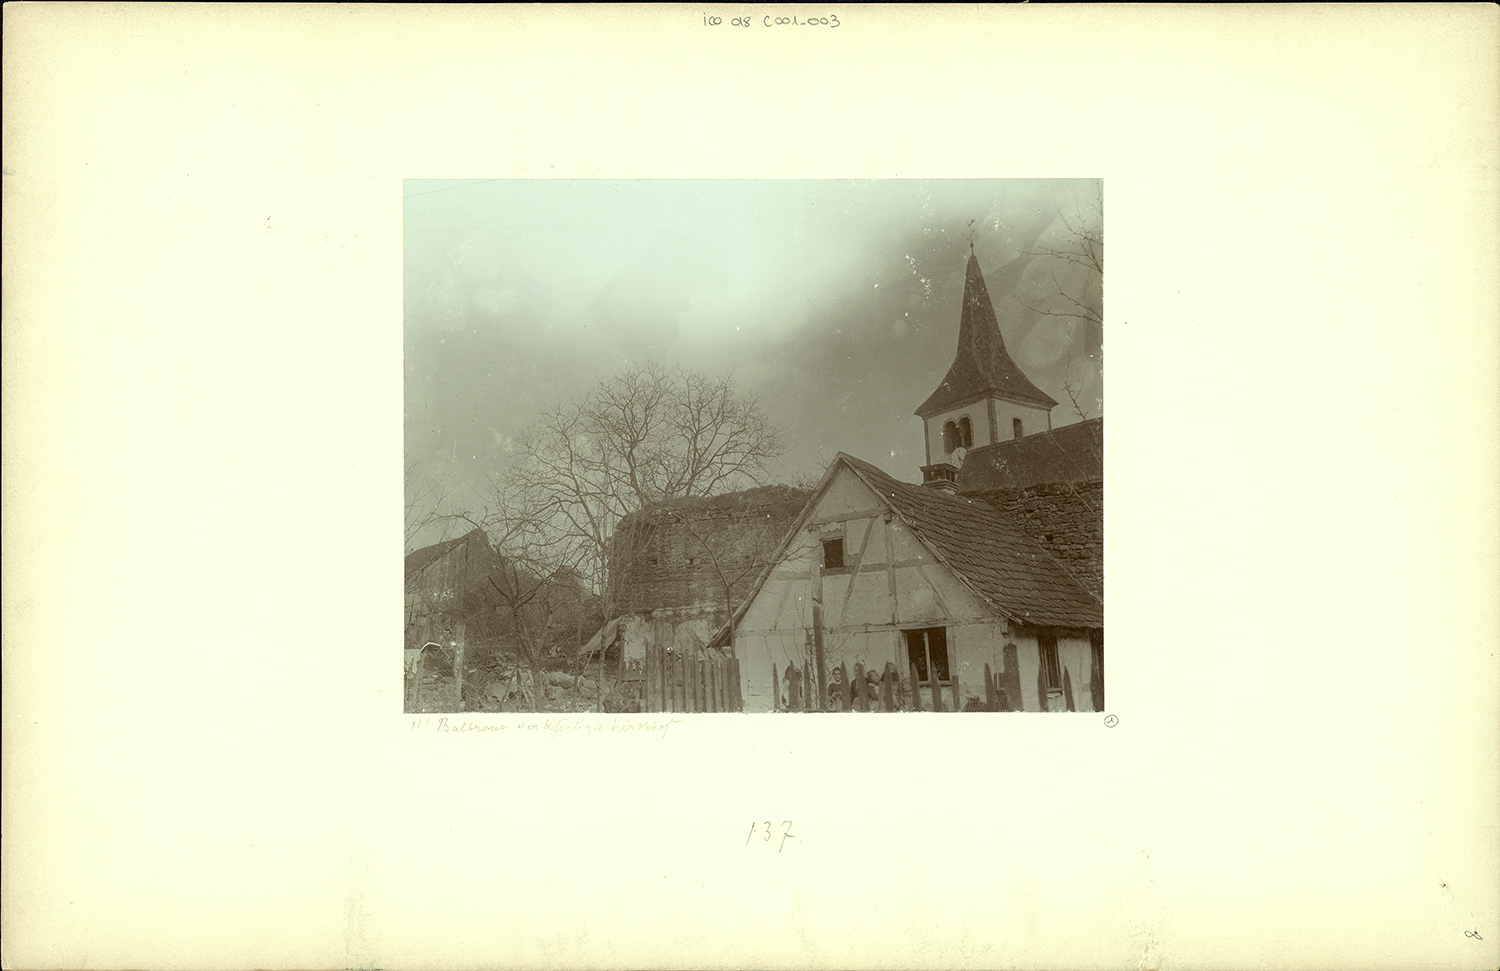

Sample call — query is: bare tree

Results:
[507,363,783,610]
[1012,185,1104,419]
[452,477,598,706]
[438,364,782,706]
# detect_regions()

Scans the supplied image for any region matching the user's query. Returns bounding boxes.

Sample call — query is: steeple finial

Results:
[967,219,976,254]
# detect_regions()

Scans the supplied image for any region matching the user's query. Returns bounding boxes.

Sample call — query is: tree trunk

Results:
[527,652,548,705]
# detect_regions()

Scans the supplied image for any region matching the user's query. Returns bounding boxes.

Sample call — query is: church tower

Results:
[916,250,1057,487]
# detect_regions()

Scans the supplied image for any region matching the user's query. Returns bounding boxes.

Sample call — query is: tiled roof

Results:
[958,417,1103,492]
[915,254,1057,417]
[838,454,1101,629]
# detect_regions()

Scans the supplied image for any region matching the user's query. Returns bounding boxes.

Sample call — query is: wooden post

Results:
[984,663,997,710]
[1090,631,1105,712]
[651,646,660,713]
[688,646,698,713]
[659,647,669,714]
[1002,643,1022,713]
[729,658,742,712]
[811,603,827,710]
[648,642,657,712]
[882,663,895,711]
[662,647,671,713]
[882,516,900,625]
[696,647,706,713]
[644,643,655,712]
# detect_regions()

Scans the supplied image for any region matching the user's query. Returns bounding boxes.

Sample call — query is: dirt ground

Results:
[406,660,640,714]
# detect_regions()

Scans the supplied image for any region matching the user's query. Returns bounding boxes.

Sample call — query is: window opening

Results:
[1038,631,1060,689]
[821,537,845,569]
[1013,417,1024,440]
[903,627,950,683]
[958,416,973,448]
[942,421,958,452]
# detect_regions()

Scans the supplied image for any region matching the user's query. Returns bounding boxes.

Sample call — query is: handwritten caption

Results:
[703,12,840,28]
[747,820,796,852]
[410,715,680,740]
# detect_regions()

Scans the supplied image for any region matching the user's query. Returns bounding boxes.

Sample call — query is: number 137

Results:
[747,820,795,852]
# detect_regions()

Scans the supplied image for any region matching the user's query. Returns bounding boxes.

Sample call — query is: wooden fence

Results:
[772,659,1032,712]
[643,641,743,712]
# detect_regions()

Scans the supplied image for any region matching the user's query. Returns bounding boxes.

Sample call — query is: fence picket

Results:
[645,643,656,711]
[690,647,700,712]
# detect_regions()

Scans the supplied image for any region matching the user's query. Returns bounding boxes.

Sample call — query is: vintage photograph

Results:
[404,179,1102,714]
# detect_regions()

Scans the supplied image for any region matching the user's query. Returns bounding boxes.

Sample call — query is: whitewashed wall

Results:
[735,465,1044,712]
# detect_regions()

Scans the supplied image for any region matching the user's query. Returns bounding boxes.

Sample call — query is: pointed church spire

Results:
[915,253,1057,419]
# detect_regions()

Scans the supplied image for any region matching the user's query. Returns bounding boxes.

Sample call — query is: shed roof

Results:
[404,528,486,580]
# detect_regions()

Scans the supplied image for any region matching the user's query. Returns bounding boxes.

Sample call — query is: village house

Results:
[594,250,1103,713]
[404,527,493,668]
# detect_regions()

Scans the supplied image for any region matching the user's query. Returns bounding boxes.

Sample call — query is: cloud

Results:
[588,232,728,362]
[472,288,521,315]
[1019,317,1080,370]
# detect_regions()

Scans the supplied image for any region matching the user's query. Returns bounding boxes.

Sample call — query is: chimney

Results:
[920,462,960,495]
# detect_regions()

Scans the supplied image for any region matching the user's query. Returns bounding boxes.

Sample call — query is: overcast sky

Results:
[405,179,1102,548]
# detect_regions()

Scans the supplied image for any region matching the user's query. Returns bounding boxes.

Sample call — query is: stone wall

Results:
[610,485,809,617]
[973,481,1103,598]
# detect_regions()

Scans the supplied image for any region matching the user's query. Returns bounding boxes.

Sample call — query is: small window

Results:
[821,537,845,569]
[942,421,958,452]
[1038,631,1060,689]
[957,416,973,448]
[1013,417,1024,440]
[903,627,950,683]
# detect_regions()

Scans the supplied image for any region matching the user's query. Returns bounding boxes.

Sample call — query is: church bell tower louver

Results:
[916,250,1056,488]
